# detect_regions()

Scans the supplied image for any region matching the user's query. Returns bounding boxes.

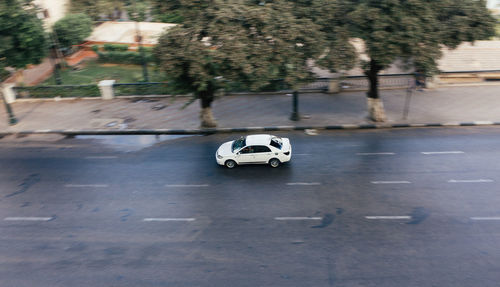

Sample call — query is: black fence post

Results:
[403,79,413,120]
[290,90,300,121]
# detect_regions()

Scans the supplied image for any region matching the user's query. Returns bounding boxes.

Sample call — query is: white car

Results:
[216,134,292,168]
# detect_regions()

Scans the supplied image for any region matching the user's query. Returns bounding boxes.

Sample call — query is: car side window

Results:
[253,146,271,153]
[240,146,254,154]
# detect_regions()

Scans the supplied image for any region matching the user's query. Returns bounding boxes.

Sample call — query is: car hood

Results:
[217,141,234,156]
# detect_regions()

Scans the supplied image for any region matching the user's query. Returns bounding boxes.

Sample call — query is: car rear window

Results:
[270,137,282,149]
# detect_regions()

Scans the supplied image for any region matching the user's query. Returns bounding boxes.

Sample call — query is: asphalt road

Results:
[1,127,500,287]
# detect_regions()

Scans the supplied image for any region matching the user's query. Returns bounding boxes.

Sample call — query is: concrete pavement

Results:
[1,84,500,135]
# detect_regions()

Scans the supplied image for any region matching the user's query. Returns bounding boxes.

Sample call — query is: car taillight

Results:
[284,151,290,155]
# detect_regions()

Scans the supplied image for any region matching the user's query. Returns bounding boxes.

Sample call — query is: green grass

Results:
[42,61,165,85]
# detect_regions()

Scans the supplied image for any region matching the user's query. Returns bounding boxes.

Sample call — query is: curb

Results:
[1,121,500,137]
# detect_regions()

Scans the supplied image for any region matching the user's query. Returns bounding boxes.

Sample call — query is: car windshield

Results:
[232,137,246,152]
[270,136,283,149]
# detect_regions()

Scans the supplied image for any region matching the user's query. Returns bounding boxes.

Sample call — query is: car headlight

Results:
[217,153,223,159]
[283,151,290,155]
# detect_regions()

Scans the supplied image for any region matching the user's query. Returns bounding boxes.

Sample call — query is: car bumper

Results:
[215,152,225,165]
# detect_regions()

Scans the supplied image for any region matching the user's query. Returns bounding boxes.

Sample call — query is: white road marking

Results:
[473,121,494,125]
[294,153,312,156]
[448,179,494,183]
[421,151,464,155]
[286,182,321,186]
[274,217,322,220]
[371,181,411,184]
[4,217,53,221]
[143,218,196,222]
[65,184,109,188]
[365,216,412,220]
[357,152,395,156]
[85,156,118,159]
[471,217,500,221]
[165,184,210,187]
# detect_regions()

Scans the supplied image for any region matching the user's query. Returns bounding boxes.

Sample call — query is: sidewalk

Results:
[1,85,500,135]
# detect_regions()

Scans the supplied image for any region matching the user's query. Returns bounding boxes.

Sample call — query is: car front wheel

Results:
[225,160,236,169]
[269,158,280,168]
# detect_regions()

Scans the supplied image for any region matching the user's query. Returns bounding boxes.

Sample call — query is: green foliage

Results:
[0,67,11,82]
[91,45,100,52]
[153,13,184,24]
[0,0,47,69]
[103,44,129,51]
[127,1,148,22]
[53,13,93,48]
[113,83,172,96]
[346,0,497,76]
[71,0,125,21]
[150,0,185,23]
[154,0,324,104]
[13,85,100,98]
[41,61,162,84]
[97,51,153,64]
[288,0,357,73]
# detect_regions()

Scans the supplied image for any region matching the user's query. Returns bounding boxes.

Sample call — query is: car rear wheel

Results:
[225,160,236,169]
[269,158,280,168]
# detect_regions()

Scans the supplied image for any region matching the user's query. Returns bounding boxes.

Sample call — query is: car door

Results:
[253,145,273,163]
[236,146,255,164]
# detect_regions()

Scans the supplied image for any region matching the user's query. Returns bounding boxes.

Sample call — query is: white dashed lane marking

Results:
[357,152,395,156]
[448,179,494,183]
[165,184,210,187]
[421,151,464,155]
[143,218,196,222]
[85,156,118,159]
[65,184,109,188]
[371,181,411,184]
[4,217,54,221]
[274,217,322,221]
[286,182,321,186]
[365,216,412,220]
[471,217,500,221]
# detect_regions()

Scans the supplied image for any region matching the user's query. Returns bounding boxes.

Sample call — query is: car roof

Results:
[245,134,272,146]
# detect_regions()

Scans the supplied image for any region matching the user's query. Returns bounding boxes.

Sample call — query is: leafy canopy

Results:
[70,0,126,20]
[346,0,497,75]
[0,0,47,69]
[53,13,93,48]
[154,0,324,95]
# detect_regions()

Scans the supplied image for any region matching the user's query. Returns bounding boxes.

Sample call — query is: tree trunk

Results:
[198,86,217,128]
[365,59,387,122]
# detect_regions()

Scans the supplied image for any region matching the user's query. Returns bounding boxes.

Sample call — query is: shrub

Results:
[114,83,172,96]
[97,51,153,65]
[13,85,100,98]
[91,45,99,52]
[103,44,129,52]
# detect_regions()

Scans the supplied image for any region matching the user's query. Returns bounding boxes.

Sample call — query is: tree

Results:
[149,0,184,23]
[154,0,323,128]
[53,13,93,48]
[344,0,496,121]
[71,0,126,21]
[0,0,47,69]
[287,0,357,74]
